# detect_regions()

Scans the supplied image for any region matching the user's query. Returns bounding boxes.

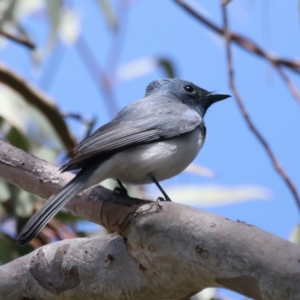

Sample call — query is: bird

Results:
[16,78,230,245]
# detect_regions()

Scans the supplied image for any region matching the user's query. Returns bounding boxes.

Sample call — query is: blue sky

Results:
[1,1,299,298]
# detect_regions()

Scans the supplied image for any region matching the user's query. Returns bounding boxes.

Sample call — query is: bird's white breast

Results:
[108,126,206,184]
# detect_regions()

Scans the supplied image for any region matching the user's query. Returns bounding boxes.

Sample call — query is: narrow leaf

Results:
[290,224,300,245]
[161,184,272,206]
[184,163,217,178]
[115,57,176,84]
[95,0,117,30]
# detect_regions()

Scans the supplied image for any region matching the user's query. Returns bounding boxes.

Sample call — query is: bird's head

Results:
[145,78,230,116]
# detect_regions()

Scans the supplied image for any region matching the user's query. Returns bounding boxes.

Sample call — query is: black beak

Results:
[207,93,231,104]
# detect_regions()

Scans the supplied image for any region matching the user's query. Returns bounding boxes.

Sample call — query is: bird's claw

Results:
[114,186,128,196]
[157,196,166,202]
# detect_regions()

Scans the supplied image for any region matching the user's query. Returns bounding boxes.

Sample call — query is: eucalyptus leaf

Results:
[0,0,42,49]
[31,147,59,164]
[191,288,216,300]
[289,223,300,245]
[158,184,272,206]
[0,180,11,203]
[159,59,176,78]
[115,57,176,84]
[6,126,31,152]
[0,204,6,218]
[27,105,61,148]
[0,84,62,148]
[95,0,117,30]
[59,8,81,45]
[15,190,35,218]
[0,85,30,134]
[0,233,19,265]
[14,0,44,19]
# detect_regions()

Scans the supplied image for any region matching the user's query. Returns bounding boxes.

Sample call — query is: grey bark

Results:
[0,139,299,300]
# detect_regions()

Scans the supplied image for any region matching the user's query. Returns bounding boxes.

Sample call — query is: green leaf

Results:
[159,59,176,78]
[95,0,117,30]
[0,232,33,265]
[59,8,81,45]
[0,84,62,149]
[55,210,83,223]
[0,204,6,218]
[0,233,18,265]
[115,57,176,84]
[0,85,30,134]
[31,146,59,164]
[289,224,300,244]
[163,184,272,206]
[0,179,11,203]
[6,126,31,152]
[15,189,35,218]
[0,0,42,50]
[27,104,61,148]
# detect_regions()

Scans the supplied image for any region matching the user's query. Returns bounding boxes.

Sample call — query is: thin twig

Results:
[75,36,119,118]
[274,65,300,105]
[104,1,129,73]
[174,0,300,105]
[221,5,300,213]
[174,0,300,75]
[63,113,96,139]
[0,28,35,49]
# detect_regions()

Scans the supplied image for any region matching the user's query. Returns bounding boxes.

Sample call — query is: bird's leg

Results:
[114,179,128,196]
[148,174,172,202]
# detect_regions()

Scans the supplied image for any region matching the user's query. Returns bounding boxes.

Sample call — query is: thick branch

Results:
[0,140,299,299]
[0,63,76,155]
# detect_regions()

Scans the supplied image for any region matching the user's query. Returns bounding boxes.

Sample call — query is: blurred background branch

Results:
[0,28,35,49]
[220,4,300,212]
[174,0,300,105]
[0,63,76,155]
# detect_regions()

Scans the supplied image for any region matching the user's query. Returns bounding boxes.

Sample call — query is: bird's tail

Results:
[16,170,90,246]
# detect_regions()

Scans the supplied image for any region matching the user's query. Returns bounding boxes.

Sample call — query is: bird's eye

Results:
[184,85,194,93]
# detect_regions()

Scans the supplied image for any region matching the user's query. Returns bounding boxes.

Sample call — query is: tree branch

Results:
[221,4,300,213]
[75,36,119,117]
[0,28,35,49]
[0,140,299,299]
[0,63,77,155]
[174,0,300,105]
[174,0,300,73]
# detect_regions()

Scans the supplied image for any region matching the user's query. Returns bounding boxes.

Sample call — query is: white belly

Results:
[108,127,205,184]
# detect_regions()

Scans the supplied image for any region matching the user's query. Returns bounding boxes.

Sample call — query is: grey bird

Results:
[17,78,230,245]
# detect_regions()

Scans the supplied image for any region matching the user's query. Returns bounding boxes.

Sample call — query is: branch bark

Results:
[0,139,299,300]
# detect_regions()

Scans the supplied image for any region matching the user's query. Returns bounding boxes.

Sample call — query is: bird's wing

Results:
[61,97,203,171]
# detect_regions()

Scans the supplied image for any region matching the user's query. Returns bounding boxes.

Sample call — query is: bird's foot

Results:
[114,186,128,196]
[157,197,165,202]
[114,180,128,197]
[156,196,172,202]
